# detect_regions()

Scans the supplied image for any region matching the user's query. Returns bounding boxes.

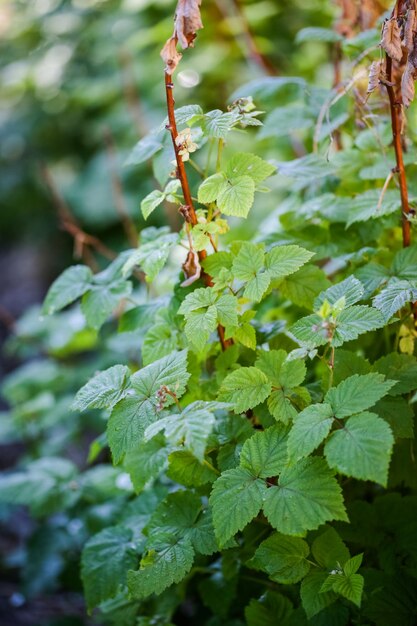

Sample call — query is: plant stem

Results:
[216,139,224,173]
[384,56,411,248]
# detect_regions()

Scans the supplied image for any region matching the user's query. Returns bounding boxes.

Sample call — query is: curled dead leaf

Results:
[401,61,417,107]
[174,0,203,49]
[161,36,183,75]
[381,18,403,62]
[181,249,201,286]
[403,9,416,52]
[367,60,383,94]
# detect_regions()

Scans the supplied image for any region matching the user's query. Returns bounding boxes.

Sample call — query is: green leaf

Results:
[198,173,228,204]
[265,245,314,280]
[373,279,417,320]
[141,189,165,220]
[343,553,363,576]
[43,265,93,315]
[167,450,218,487]
[325,373,395,418]
[216,294,239,327]
[312,527,350,570]
[81,280,132,330]
[287,403,334,461]
[123,227,179,282]
[393,245,417,280]
[258,105,313,139]
[125,134,163,166]
[279,265,330,309]
[225,153,276,184]
[142,322,178,366]
[301,571,337,619]
[245,591,294,626]
[331,573,364,607]
[203,109,236,138]
[296,27,342,43]
[373,353,417,395]
[145,402,218,461]
[184,306,218,351]
[81,526,137,611]
[124,434,169,493]
[263,458,347,535]
[108,351,189,463]
[248,533,310,584]
[210,467,267,545]
[218,367,272,413]
[276,154,335,188]
[128,533,194,599]
[240,424,290,478]
[72,365,130,412]
[324,412,394,486]
[332,305,386,346]
[232,243,270,302]
[315,276,364,309]
[217,175,255,218]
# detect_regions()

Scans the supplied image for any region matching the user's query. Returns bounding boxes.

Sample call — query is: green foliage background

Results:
[2,1,417,625]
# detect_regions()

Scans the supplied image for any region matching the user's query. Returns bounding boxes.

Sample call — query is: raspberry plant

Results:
[2,1,417,625]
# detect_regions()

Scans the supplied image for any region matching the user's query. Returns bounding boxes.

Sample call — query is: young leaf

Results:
[217,175,255,218]
[43,265,93,315]
[198,173,227,204]
[325,373,395,418]
[82,526,137,611]
[263,458,347,535]
[72,365,130,412]
[324,412,394,486]
[373,279,417,320]
[225,152,276,184]
[314,276,364,309]
[301,570,337,619]
[311,527,350,570]
[218,367,272,413]
[248,533,310,584]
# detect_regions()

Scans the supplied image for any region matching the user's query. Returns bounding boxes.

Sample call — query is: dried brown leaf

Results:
[381,18,403,62]
[367,60,383,94]
[181,249,201,286]
[401,61,417,106]
[161,36,183,75]
[404,9,416,52]
[174,0,203,49]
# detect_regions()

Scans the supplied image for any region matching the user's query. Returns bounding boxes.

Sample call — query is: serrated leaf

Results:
[142,322,178,366]
[43,265,93,315]
[167,450,217,487]
[108,351,189,463]
[325,373,395,418]
[373,353,417,395]
[301,570,337,619]
[198,173,227,204]
[125,134,163,166]
[245,591,294,626]
[225,153,276,184]
[203,110,236,138]
[288,403,334,461]
[280,265,330,309]
[123,227,179,282]
[263,458,347,535]
[333,305,386,346]
[184,305,218,351]
[217,175,255,218]
[124,434,169,493]
[393,245,417,280]
[314,276,364,309]
[210,467,267,545]
[72,365,130,412]
[265,245,314,279]
[82,526,137,611]
[128,533,194,599]
[81,280,132,330]
[324,412,394,486]
[145,403,216,461]
[248,533,310,584]
[240,424,290,478]
[373,279,417,320]
[218,367,272,413]
[332,573,364,607]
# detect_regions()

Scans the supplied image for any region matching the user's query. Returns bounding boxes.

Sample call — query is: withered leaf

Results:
[161,36,183,75]
[401,61,417,107]
[367,60,383,94]
[174,0,203,49]
[381,18,403,62]
[181,249,202,286]
[403,9,416,52]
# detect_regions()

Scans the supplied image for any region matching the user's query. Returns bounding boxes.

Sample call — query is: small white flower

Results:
[175,128,198,162]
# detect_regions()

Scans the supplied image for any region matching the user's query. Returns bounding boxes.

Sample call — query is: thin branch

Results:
[103,128,138,248]
[384,55,411,247]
